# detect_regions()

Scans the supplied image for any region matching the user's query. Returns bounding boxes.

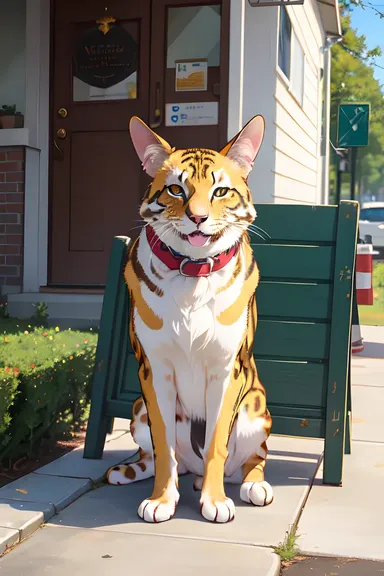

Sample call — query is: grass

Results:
[358,261,384,326]
[274,525,302,563]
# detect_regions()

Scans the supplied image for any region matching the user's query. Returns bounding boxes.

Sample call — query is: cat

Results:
[106,115,273,524]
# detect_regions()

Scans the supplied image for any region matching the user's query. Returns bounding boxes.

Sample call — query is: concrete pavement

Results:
[297,326,384,561]
[0,325,383,573]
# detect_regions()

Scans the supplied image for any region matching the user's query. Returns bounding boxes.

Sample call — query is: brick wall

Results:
[0,147,25,294]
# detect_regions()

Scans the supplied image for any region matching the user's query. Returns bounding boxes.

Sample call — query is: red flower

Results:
[31,363,35,369]
[84,339,89,344]
[14,368,19,375]
[42,331,48,337]
[4,366,10,373]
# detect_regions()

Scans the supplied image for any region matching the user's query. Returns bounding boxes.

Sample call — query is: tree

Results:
[329,13,384,201]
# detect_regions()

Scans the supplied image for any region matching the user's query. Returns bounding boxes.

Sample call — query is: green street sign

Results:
[337,103,370,147]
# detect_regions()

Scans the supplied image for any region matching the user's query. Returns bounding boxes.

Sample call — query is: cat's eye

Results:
[167,184,184,198]
[213,187,229,198]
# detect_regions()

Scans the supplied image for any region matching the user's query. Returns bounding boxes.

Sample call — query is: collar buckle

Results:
[179,257,214,277]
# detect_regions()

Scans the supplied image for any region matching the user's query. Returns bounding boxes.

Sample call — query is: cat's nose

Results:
[188,213,209,226]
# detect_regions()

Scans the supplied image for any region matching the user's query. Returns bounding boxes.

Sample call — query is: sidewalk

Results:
[0,325,383,574]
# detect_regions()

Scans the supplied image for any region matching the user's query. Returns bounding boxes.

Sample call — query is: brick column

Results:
[0,148,25,294]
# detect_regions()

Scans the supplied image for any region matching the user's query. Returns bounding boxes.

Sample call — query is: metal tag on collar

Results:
[179,257,214,277]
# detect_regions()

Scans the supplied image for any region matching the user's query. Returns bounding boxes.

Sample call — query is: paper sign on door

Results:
[175,60,208,92]
[165,102,219,127]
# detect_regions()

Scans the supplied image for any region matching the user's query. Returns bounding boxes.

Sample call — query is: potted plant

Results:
[0,105,24,129]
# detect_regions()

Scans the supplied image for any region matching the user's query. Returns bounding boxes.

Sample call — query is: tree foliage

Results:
[330,12,384,199]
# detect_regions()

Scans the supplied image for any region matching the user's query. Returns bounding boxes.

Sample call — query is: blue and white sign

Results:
[165,102,219,127]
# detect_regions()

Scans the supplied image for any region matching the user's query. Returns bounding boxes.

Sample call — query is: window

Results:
[278,7,305,105]
[278,6,291,78]
[360,208,384,222]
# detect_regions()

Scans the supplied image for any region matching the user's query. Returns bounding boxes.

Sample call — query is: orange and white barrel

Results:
[356,244,373,306]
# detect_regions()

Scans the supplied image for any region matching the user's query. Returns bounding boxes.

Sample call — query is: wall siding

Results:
[275,0,325,204]
[0,147,25,293]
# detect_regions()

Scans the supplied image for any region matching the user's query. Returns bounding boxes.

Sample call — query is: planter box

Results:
[0,115,24,129]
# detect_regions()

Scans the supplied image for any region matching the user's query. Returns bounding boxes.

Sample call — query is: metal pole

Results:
[350,147,358,201]
[335,154,342,204]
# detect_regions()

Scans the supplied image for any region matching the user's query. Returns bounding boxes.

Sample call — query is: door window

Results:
[167,5,221,69]
[72,18,139,102]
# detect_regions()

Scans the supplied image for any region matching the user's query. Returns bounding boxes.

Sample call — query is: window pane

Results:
[167,6,221,69]
[73,19,138,102]
[0,0,26,117]
[278,7,291,79]
[291,31,304,104]
[360,208,384,222]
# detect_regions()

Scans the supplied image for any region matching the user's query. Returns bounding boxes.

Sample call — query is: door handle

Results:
[149,82,163,129]
[58,107,68,118]
[54,139,64,160]
[56,128,67,139]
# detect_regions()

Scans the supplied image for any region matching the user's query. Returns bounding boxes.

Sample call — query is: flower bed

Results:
[0,325,97,466]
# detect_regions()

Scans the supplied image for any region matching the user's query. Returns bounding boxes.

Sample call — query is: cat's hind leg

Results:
[106,397,154,485]
[225,387,274,506]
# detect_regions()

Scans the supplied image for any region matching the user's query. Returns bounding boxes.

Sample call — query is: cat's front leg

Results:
[200,372,238,523]
[136,355,179,523]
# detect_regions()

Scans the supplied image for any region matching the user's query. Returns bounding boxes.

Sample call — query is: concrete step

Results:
[7,293,103,329]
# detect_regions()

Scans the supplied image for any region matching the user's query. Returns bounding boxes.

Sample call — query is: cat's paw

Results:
[137,496,178,523]
[200,493,235,523]
[240,481,274,506]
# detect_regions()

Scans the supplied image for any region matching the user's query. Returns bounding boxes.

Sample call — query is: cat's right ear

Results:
[129,117,173,177]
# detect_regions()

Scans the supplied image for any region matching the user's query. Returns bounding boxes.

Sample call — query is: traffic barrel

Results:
[356,243,373,306]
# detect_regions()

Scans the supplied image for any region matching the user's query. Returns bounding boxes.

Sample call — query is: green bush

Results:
[0,326,97,463]
[373,262,384,290]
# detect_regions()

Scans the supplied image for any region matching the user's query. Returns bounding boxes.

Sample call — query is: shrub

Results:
[0,326,97,463]
[373,262,384,290]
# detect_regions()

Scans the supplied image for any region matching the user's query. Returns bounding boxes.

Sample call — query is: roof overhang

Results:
[316,0,342,37]
[248,0,342,37]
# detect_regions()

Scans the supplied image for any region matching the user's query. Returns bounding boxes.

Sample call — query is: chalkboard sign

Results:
[74,17,137,89]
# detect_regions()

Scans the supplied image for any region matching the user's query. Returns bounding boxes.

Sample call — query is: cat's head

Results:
[130,115,264,258]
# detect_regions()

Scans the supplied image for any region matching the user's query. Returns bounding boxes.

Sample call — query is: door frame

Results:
[22,0,246,293]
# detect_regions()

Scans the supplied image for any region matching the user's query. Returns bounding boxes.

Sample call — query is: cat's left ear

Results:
[220,115,265,178]
[129,117,174,177]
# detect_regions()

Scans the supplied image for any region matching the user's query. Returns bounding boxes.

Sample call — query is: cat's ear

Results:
[129,117,173,177]
[220,115,265,178]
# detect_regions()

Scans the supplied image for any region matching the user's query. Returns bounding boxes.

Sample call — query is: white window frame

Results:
[277,6,306,107]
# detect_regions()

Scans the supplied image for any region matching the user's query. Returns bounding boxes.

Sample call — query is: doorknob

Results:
[58,107,68,118]
[56,128,67,139]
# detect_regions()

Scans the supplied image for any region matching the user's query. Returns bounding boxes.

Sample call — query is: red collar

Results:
[145,225,239,277]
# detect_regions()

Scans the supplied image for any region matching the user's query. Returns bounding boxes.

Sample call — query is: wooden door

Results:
[50,0,150,285]
[50,0,229,286]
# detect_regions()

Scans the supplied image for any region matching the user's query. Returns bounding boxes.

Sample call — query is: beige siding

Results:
[274,0,325,204]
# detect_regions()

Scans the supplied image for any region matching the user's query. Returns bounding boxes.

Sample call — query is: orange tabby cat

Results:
[107,116,273,523]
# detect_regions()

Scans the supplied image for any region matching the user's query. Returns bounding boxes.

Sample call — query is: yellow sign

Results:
[175,59,208,92]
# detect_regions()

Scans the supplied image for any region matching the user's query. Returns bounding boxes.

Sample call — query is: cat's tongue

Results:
[187,231,209,247]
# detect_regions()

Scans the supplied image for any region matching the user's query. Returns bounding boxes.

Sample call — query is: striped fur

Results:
[107,116,273,523]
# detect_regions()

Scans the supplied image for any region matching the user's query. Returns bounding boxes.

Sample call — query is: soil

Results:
[0,428,86,488]
[282,556,384,575]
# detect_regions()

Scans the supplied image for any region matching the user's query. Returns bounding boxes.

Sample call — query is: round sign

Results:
[74,22,137,89]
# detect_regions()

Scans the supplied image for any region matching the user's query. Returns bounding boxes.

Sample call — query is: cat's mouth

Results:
[179,230,211,247]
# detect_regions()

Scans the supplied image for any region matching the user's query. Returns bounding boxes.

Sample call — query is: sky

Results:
[350,4,384,88]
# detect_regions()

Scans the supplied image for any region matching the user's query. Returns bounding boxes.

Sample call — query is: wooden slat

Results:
[257,281,332,320]
[323,201,359,485]
[84,236,130,459]
[253,244,334,281]
[254,319,330,360]
[121,354,141,396]
[257,359,327,407]
[252,204,338,243]
[270,416,325,439]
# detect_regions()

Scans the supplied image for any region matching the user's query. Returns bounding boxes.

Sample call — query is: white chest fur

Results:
[132,232,248,419]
